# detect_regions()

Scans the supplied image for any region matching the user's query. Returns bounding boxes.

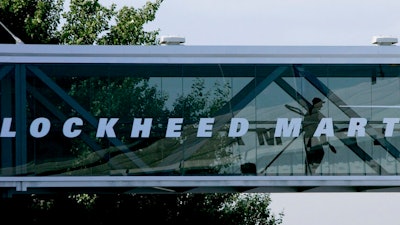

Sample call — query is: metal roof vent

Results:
[160,36,185,45]
[371,36,398,46]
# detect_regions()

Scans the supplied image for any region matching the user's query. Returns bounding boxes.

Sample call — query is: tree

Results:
[58,0,116,44]
[218,193,284,225]
[0,0,163,45]
[0,193,283,225]
[0,1,284,224]
[97,1,162,45]
[0,0,63,43]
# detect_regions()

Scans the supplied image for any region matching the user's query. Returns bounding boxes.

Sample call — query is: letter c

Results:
[63,117,83,138]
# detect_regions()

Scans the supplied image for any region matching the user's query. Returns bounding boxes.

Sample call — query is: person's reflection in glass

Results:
[303,97,328,175]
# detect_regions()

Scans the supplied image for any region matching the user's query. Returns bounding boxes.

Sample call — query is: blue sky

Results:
[105,0,400,46]
[101,1,400,225]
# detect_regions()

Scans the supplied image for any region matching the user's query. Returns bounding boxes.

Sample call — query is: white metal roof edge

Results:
[1,176,400,192]
[1,44,400,64]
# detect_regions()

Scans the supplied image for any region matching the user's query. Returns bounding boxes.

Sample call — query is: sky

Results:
[105,0,400,46]
[101,1,400,225]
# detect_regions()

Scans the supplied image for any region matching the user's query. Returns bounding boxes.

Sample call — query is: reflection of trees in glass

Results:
[70,77,167,122]
[28,78,235,175]
[170,78,230,123]
[68,77,168,155]
[59,77,236,175]
[169,78,237,174]
[1,2,285,223]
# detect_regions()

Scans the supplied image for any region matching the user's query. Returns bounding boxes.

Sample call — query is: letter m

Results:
[274,118,302,137]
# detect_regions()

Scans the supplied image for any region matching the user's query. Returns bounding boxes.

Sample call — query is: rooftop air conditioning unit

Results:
[160,36,185,45]
[371,36,398,46]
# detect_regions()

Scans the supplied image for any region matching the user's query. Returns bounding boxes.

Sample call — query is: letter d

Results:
[228,118,249,137]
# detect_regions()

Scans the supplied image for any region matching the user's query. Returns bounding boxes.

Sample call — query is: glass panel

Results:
[2,63,400,176]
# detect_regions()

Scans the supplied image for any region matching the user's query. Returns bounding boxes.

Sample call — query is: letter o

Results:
[30,117,51,138]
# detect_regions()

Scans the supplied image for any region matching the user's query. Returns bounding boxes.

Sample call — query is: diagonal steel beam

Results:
[293,65,393,174]
[266,77,387,174]
[294,65,400,158]
[0,65,13,80]
[157,66,289,168]
[274,77,311,111]
[25,83,133,173]
[26,83,102,151]
[27,66,149,171]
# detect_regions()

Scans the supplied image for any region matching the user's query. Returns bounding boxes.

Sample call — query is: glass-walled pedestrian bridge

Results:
[1,44,400,195]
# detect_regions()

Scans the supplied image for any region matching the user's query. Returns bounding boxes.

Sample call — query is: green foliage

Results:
[1,193,283,225]
[0,0,64,43]
[58,0,115,44]
[1,1,284,225]
[98,0,163,45]
[0,0,163,45]
[58,0,163,45]
[68,193,97,209]
[219,193,284,225]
